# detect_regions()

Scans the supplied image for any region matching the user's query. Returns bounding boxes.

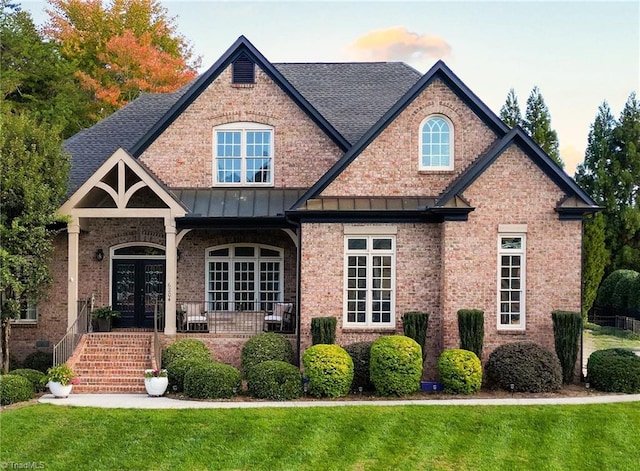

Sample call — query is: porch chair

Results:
[263,302,293,332]
[180,302,208,332]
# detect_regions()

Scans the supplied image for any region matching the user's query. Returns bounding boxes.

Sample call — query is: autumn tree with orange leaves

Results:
[44,0,200,118]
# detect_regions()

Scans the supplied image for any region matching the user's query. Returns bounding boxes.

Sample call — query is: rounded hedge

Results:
[437,349,482,395]
[22,351,53,373]
[241,333,293,376]
[344,341,374,392]
[9,368,46,393]
[595,269,637,308]
[611,270,639,309]
[486,342,562,393]
[166,357,212,393]
[587,348,640,393]
[183,362,242,399]
[630,275,640,310]
[247,360,303,400]
[370,335,423,396]
[302,344,353,398]
[0,374,34,405]
[162,339,211,368]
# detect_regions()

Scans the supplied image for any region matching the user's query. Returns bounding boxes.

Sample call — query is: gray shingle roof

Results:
[64,62,421,195]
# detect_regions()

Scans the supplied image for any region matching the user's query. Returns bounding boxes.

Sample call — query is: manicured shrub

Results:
[22,351,53,373]
[587,348,640,393]
[9,368,46,392]
[0,374,34,405]
[311,317,337,345]
[630,275,640,310]
[344,341,374,391]
[457,309,484,359]
[247,360,303,400]
[370,335,422,396]
[595,269,637,308]
[610,270,639,309]
[166,357,212,393]
[552,310,582,383]
[437,349,482,395]
[486,342,562,393]
[183,362,242,399]
[402,312,429,360]
[161,339,211,368]
[241,332,293,376]
[302,344,353,398]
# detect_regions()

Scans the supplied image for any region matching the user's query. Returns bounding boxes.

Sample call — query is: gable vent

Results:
[232,53,255,84]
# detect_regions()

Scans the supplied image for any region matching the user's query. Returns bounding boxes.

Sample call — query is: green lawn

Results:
[584,323,640,352]
[1,403,639,470]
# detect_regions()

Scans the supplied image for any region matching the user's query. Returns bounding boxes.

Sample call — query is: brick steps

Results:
[69,333,153,394]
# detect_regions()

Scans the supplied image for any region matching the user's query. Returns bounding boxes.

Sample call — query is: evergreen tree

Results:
[523,86,563,167]
[0,106,70,372]
[499,88,522,128]
[581,213,609,319]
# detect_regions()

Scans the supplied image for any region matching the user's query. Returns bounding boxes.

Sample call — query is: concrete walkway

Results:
[38,393,640,409]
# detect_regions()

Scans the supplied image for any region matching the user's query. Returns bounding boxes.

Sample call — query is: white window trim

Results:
[11,300,38,324]
[497,233,526,331]
[343,235,396,329]
[213,122,274,187]
[419,114,454,171]
[205,243,283,311]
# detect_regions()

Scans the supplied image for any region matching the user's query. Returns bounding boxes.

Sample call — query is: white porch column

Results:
[164,220,177,335]
[67,219,80,328]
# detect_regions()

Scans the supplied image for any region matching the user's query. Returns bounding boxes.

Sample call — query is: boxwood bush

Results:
[611,270,639,309]
[485,342,562,393]
[595,269,637,308]
[166,357,213,393]
[344,341,374,392]
[302,344,353,398]
[247,360,303,400]
[9,368,46,393]
[0,374,34,405]
[370,335,422,396]
[183,362,242,399]
[162,339,211,368]
[241,332,293,376]
[587,348,640,393]
[22,351,53,373]
[437,349,482,395]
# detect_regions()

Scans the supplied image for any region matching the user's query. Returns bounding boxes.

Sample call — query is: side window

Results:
[420,116,453,171]
[497,234,526,330]
[214,123,273,186]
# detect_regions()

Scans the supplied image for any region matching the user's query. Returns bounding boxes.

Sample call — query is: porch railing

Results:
[53,295,94,366]
[176,301,296,334]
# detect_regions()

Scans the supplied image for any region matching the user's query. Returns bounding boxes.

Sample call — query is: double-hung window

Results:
[214,123,273,185]
[420,115,453,170]
[206,244,282,311]
[497,233,526,329]
[7,299,38,323]
[344,235,395,328]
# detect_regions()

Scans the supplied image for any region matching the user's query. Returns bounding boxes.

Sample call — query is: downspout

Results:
[580,217,585,381]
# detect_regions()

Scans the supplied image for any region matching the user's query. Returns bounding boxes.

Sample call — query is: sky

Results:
[22,0,640,176]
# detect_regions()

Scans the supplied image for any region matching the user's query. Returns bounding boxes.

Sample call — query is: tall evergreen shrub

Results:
[552,310,582,383]
[401,312,429,361]
[311,317,337,345]
[457,309,484,358]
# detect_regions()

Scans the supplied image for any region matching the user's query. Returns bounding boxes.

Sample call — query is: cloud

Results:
[349,26,452,63]
[560,145,584,176]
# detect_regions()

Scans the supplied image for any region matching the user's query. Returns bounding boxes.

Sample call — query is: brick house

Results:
[12,36,597,384]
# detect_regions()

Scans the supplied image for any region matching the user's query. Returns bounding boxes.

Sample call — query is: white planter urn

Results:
[144,370,168,397]
[48,381,73,398]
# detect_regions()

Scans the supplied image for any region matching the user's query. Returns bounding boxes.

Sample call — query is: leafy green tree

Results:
[0,1,91,137]
[523,86,563,167]
[582,213,609,319]
[0,106,69,373]
[499,88,522,128]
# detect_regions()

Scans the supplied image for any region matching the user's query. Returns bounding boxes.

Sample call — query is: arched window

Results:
[420,116,453,170]
[206,244,283,311]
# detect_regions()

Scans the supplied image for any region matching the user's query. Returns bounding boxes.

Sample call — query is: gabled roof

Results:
[129,35,350,157]
[435,126,600,215]
[292,60,511,208]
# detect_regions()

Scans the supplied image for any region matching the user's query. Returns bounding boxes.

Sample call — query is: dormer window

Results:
[420,115,454,171]
[232,53,255,84]
[214,123,273,186]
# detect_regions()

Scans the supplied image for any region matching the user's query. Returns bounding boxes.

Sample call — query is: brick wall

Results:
[322,79,499,197]
[140,67,343,189]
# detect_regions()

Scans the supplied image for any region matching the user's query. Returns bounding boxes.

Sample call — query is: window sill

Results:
[418,169,454,174]
[496,328,527,335]
[231,83,255,88]
[342,326,396,334]
[11,321,38,328]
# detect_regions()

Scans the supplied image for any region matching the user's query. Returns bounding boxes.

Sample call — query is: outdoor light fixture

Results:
[94,248,104,261]
[510,383,515,396]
